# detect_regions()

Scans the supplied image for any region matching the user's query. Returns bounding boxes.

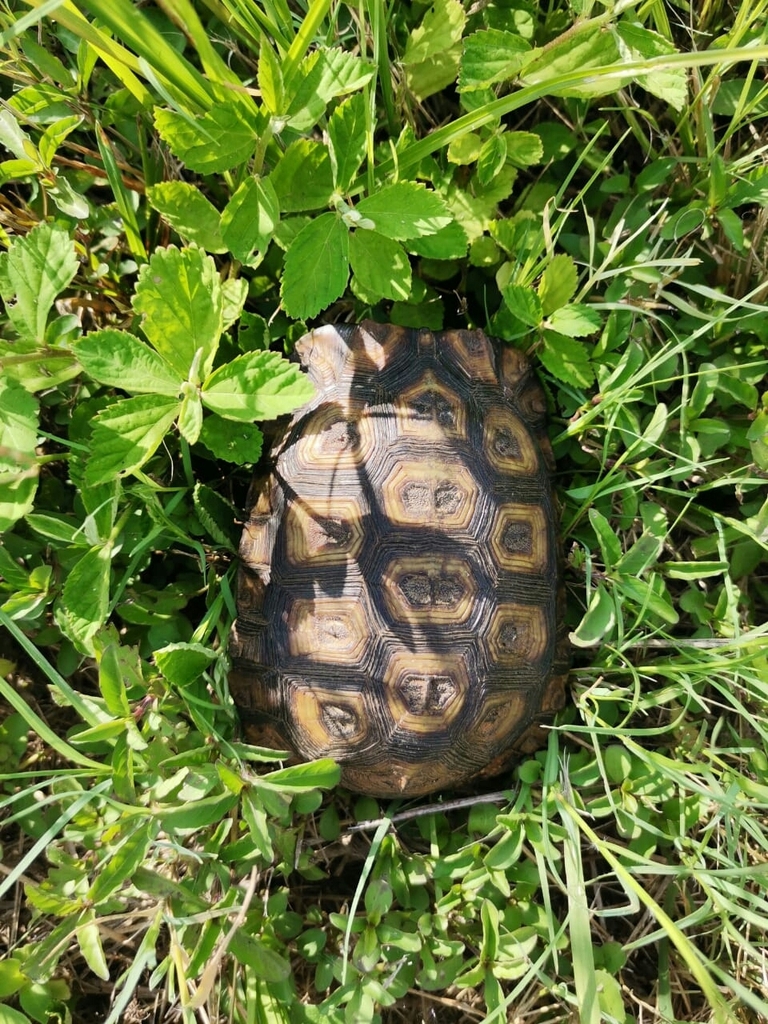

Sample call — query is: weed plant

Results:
[1,0,767,1022]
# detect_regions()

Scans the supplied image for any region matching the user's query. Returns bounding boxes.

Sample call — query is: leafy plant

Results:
[1,0,767,1022]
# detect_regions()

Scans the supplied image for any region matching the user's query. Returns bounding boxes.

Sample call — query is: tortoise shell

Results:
[229,321,567,797]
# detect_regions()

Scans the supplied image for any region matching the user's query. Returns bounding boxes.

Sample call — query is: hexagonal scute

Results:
[288,684,370,759]
[482,405,540,475]
[490,504,549,573]
[286,596,371,667]
[284,496,365,565]
[394,370,467,441]
[487,604,550,666]
[289,401,366,472]
[381,460,479,530]
[470,690,530,747]
[438,329,498,384]
[384,650,469,733]
[382,555,477,625]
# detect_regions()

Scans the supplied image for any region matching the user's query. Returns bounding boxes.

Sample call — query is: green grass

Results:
[1,0,768,1021]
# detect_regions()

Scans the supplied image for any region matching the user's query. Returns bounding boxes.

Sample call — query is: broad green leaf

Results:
[0,108,30,159]
[570,583,616,647]
[403,0,466,64]
[228,932,292,981]
[0,1003,34,1024]
[505,131,544,168]
[85,395,181,486]
[193,482,240,547]
[0,379,39,533]
[258,40,284,114]
[75,330,182,395]
[349,230,411,301]
[154,101,257,173]
[356,183,451,240]
[155,642,218,687]
[619,575,679,624]
[55,544,112,651]
[157,790,238,832]
[539,332,594,388]
[538,254,577,314]
[477,134,507,186]
[146,182,226,252]
[259,758,341,791]
[198,416,263,464]
[222,277,249,331]
[202,351,314,421]
[0,959,25,999]
[88,821,155,905]
[177,386,203,444]
[98,643,132,717]
[589,508,622,568]
[0,222,77,343]
[521,22,621,97]
[500,283,542,327]
[404,220,468,260]
[459,29,531,91]
[270,139,334,213]
[221,176,280,262]
[76,912,110,981]
[285,49,375,131]
[614,22,686,111]
[548,304,602,337]
[402,0,466,100]
[328,92,368,191]
[133,246,222,379]
[280,212,350,320]
[447,133,482,165]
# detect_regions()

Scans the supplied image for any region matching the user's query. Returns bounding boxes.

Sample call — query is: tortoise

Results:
[228,321,568,798]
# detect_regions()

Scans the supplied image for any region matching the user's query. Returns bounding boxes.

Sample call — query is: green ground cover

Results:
[1,0,768,1021]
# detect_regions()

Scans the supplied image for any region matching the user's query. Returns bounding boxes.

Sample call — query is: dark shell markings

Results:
[229,321,568,798]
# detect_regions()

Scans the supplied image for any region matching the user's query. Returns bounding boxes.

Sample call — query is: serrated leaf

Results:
[154,102,256,173]
[0,222,77,343]
[85,396,181,487]
[193,481,240,548]
[133,246,222,379]
[75,330,182,395]
[614,22,686,111]
[202,351,314,421]
[155,641,218,687]
[198,415,263,464]
[328,92,368,191]
[280,212,349,320]
[76,912,110,981]
[522,23,620,98]
[356,183,451,240]
[477,134,507,186]
[505,131,544,169]
[146,182,226,252]
[55,544,112,651]
[539,332,594,388]
[270,140,334,213]
[459,29,531,91]
[500,283,542,327]
[538,254,577,314]
[0,379,39,533]
[349,231,411,301]
[221,176,280,262]
[447,132,483,165]
[286,49,375,131]
[403,0,466,65]
[548,304,602,337]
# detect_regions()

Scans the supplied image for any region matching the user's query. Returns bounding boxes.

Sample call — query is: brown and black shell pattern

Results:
[229,321,568,798]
